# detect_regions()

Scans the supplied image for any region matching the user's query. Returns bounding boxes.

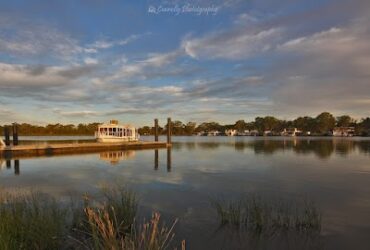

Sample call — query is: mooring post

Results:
[154,118,159,142]
[167,117,171,145]
[4,126,10,146]
[12,123,19,146]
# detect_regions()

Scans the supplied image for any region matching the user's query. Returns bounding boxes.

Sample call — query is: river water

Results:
[0,136,369,249]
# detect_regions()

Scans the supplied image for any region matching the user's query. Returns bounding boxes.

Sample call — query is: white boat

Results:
[95,120,139,143]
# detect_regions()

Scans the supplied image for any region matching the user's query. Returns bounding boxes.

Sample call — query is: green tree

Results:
[254,116,280,132]
[171,120,184,135]
[138,126,151,135]
[293,116,316,132]
[233,120,247,132]
[336,115,354,127]
[356,117,370,136]
[184,122,196,135]
[315,112,335,134]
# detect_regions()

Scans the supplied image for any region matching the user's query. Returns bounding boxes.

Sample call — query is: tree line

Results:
[0,112,369,136]
[139,112,370,136]
[0,123,100,136]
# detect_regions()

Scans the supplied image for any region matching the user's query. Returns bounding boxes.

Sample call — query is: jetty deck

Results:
[0,141,169,159]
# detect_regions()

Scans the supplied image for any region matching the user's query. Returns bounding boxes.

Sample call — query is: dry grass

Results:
[0,188,184,250]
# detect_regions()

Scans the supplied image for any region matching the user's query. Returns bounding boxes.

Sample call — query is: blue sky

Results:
[0,0,369,126]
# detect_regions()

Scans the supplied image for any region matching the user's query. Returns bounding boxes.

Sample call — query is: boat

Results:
[95,120,139,143]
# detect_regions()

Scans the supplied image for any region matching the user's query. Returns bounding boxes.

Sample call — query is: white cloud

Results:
[0,20,82,60]
[85,34,145,52]
[0,63,70,87]
[53,109,99,117]
[109,50,182,81]
[182,27,282,60]
[84,57,99,65]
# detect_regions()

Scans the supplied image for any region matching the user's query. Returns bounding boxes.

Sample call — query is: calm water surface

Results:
[1,136,370,249]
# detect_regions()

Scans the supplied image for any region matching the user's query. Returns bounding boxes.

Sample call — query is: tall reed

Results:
[0,188,184,250]
[212,195,321,235]
[0,191,69,250]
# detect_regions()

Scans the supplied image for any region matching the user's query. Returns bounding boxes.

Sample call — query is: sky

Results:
[0,0,369,126]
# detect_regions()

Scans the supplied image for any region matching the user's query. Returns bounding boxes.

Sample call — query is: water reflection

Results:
[99,148,173,171]
[99,151,136,165]
[14,159,20,175]
[0,137,369,249]
[174,138,370,159]
[153,148,172,171]
[0,147,174,175]
[154,150,159,170]
[0,159,20,175]
[167,147,172,172]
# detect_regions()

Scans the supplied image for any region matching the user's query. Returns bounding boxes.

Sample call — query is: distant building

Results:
[236,130,251,136]
[281,128,302,136]
[225,129,237,136]
[263,130,273,136]
[332,127,355,137]
[249,130,259,136]
[207,130,220,136]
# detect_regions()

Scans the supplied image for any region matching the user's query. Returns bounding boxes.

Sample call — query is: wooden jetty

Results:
[0,141,168,159]
[0,118,172,159]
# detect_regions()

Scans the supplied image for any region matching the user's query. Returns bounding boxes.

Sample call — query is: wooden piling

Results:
[167,117,171,145]
[154,118,159,142]
[4,126,10,146]
[12,123,19,146]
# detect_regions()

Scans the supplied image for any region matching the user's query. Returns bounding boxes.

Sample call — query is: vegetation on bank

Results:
[0,188,184,250]
[0,187,326,250]
[211,195,321,235]
[139,113,370,136]
[1,112,369,136]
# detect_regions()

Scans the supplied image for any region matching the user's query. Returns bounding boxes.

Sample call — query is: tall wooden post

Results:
[4,126,10,146]
[12,123,19,146]
[167,117,171,145]
[154,119,159,142]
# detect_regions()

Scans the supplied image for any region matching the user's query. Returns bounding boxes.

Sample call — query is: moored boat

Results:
[95,120,139,142]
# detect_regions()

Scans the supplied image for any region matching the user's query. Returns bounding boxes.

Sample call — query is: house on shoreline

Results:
[332,127,355,137]
[207,130,220,136]
[196,130,221,136]
[281,128,302,136]
[225,129,237,136]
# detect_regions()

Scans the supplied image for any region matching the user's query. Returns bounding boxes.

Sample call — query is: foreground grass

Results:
[0,188,184,250]
[212,195,321,235]
[0,192,68,249]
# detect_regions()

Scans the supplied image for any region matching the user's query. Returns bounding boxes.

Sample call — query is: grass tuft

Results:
[0,191,69,250]
[212,195,321,236]
[0,188,183,250]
